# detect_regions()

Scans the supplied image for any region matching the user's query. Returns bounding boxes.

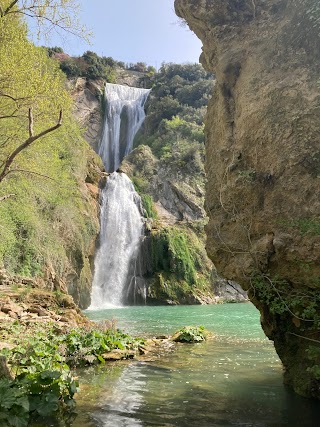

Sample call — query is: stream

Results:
[69,303,320,426]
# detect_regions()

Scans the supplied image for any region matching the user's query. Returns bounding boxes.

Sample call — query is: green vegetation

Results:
[250,273,320,395]
[131,176,158,220]
[56,50,119,81]
[141,194,158,219]
[250,274,320,328]
[128,62,156,75]
[172,326,208,342]
[51,49,156,81]
[307,346,320,379]
[288,218,320,236]
[0,7,99,280]
[149,227,212,303]
[152,227,198,284]
[0,321,144,426]
[0,0,91,42]
[135,62,213,178]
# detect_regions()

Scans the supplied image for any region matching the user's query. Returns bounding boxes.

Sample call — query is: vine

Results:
[250,273,320,330]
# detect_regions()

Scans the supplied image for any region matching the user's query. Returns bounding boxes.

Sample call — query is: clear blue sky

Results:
[37,0,202,68]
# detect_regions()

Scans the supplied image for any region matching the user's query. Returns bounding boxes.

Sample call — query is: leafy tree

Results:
[82,50,99,64]
[60,58,81,77]
[0,9,98,277]
[0,0,91,40]
[117,60,126,69]
[157,62,212,82]
[57,51,118,81]
[0,13,71,192]
[47,46,64,57]
[128,62,148,72]
[136,62,213,169]
[176,80,213,107]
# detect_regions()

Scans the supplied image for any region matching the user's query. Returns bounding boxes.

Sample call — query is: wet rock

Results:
[102,349,136,361]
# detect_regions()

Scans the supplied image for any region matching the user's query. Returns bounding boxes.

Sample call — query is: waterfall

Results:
[89,83,151,309]
[99,83,151,173]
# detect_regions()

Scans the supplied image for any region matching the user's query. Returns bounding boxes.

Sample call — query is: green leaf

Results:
[35,394,59,417]
[40,370,61,380]
[7,414,29,427]
[15,396,29,412]
[69,380,79,396]
[0,389,17,410]
[97,355,105,364]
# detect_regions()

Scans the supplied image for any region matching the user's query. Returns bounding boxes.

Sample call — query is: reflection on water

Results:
[73,304,320,426]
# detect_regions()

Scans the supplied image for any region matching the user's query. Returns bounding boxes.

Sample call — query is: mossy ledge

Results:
[146,225,216,305]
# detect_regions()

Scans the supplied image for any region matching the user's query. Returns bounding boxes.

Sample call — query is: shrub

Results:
[172,326,208,342]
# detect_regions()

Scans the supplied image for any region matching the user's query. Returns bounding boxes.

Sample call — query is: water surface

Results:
[74,304,320,426]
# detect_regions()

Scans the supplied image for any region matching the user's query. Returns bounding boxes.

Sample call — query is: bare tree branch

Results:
[0,111,18,120]
[28,107,33,137]
[0,193,15,202]
[5,168,58,182]
[1,0,19,16]
[14,10,85,39]
[0,109,63,183]
[287,332,320,345]
[0,1,92,43]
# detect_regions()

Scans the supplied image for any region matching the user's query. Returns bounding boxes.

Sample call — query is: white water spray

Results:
[99,83,151,173]
[89,84,150,309]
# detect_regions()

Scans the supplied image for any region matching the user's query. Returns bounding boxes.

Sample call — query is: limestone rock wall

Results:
[175,0,320,398]
[121,145,247,305]
[70,78,104,153]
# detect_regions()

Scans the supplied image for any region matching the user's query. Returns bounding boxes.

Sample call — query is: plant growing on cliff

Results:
[306,346,320,379]
[152,228,197,284]
[250,274,320,329]
[141,194,158,219]
[287,218,320,236]
[149,227,212,303]
[133,62,211,186]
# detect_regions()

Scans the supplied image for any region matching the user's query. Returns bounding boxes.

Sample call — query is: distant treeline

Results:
[136,62,214,170]
[46,47,156,81]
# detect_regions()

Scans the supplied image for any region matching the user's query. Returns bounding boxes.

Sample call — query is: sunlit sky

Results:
[31,0,202,68]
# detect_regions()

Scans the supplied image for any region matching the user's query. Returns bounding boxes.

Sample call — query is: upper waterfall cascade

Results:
[99,83,151,173]
[89,83,150,309]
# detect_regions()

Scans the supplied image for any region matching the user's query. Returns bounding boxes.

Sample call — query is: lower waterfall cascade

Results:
[90,173,144,308]
[89,83,151,308]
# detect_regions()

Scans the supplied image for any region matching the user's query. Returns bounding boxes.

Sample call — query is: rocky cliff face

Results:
[73,67,249,306]
[65,78,103,308]
[175,0,320,398]
[121,145,215,305]
[122,145,248,304]
[69,73,147,308]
